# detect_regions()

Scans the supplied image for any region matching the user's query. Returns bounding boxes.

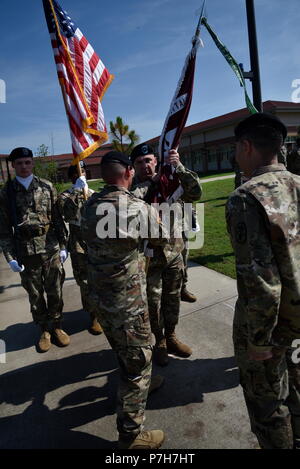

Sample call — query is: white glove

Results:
[74,176,87,190]
[59,249,68,264]
[9,260,25,273]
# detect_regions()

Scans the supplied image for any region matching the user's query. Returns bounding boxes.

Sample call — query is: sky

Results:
[0,0,299,155]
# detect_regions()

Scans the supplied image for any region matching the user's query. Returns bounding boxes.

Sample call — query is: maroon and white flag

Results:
[157,33,203,202]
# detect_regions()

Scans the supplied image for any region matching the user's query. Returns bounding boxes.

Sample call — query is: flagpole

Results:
[193,0,206,45]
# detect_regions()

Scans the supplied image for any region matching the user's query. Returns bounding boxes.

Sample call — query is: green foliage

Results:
[33,159,58,183]
[53,182,65,194]
[109,116,140,154]
[189,178,236,279]
[56,178,105,195]
[35,144,49,157]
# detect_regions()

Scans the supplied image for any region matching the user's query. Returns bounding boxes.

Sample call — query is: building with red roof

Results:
[1,100,299,183]
[146,100,300,173]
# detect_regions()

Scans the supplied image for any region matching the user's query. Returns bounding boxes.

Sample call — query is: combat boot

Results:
[181,287,197,302]
[89,315,103,335]
[166,332,192,358]
[38,327,51,353]
[153,338,169,366]
[118,430,165,450]
[148,375,164,395]
[53,322,70,347]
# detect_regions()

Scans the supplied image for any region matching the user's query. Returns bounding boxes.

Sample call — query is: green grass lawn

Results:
[189,178,236,279]
[199,171,234,180]
[57,179,105,193]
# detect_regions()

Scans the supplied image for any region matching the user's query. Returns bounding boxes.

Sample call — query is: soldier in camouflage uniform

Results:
[181,206,199,303]
[226,113,300,449]
[131,143,202,366]
[81,151,167,449]
[278,144,287,166]
[287,138,300,175]
[0,147,69,353]
[58,161,102,335]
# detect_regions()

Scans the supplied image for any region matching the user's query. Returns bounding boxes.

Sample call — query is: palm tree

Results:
[109,117,140,155]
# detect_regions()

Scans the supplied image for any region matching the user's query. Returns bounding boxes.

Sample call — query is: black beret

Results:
[9,147,33,162]
[101,151,132,167]
[131,143,155,163]
[235,112,287,140]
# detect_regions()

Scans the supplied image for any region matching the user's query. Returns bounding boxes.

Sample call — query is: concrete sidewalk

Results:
[0,254,256,449]
[200,174,235,183]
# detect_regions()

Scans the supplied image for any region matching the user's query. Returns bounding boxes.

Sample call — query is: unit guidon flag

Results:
[158,37,201,202]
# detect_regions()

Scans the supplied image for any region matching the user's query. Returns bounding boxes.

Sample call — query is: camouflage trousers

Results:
[233,308,300,449]
[70,251,97,319]
[20,251,65,326]
[147,253,184,341]
[181,243,188,290]
[92,306,152,437]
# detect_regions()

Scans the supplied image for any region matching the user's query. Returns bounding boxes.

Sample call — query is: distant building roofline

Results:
[146,100,300,145]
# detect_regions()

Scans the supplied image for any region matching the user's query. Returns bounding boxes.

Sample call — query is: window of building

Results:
[208,152,216,162]
[286,136,297,144]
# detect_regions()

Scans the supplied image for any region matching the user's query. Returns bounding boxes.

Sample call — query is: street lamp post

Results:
[245,0,263,112]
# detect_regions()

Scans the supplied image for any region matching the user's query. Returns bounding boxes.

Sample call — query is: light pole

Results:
[245,0,263,112]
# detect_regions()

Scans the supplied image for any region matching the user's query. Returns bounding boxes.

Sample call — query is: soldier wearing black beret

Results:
[58,159,103,336]
[130,142,202,366]
[226,113,300,449]
[0,147,69,352]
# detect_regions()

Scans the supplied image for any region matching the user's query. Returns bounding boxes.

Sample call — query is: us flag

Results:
[43,0,113,163]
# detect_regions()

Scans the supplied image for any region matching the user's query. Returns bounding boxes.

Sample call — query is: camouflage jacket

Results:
[0,176,67,262]
[58,186,94,254]
[226,164,300,351]
[80,185,168,316]
[132,163,202,263]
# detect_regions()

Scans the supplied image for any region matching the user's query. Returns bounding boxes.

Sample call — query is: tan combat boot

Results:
[38,331,51,353]
[166,332,192,358]
[153,338,169,366]
[53,322,70,347]
[181,287,197,303]
[89,316,103,335]
[118,430,165,450]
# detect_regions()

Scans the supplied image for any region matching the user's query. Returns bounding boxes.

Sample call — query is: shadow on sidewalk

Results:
[149,355,239,410]
[0,349,118,449]
[0,350,238,448]
[0,309,93,353]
